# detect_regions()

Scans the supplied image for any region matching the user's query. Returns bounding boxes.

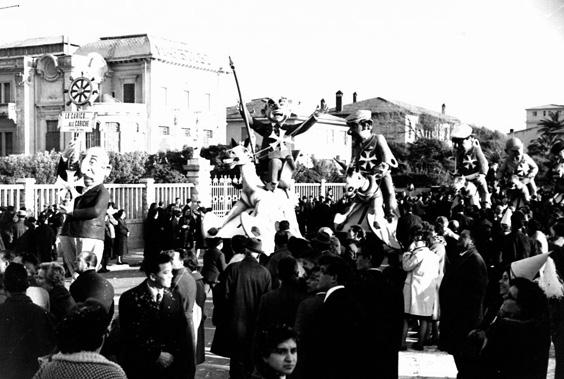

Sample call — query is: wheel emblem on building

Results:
[65,73,98,106]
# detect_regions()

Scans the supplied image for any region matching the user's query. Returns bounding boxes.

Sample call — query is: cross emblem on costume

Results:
[359,150,379,172]
[462,155,477,170]
[516,162,527,177]
[268,129,292,151]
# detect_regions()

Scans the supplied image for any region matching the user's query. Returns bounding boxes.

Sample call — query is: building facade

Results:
[513,104,564,149]
[0,34,228,156]
[330,92,459,145]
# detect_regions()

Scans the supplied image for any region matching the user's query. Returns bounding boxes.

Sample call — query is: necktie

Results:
[156,292,162,305]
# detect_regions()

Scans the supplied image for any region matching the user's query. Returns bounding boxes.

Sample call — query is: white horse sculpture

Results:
[333,162,400,249]
[202,140,302,255]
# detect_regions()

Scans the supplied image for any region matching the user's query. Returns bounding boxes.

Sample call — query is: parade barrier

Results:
[0,178,344,248]
[210,176,345,216]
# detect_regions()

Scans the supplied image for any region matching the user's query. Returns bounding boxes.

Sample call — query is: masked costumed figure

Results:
[57,141,111,277]
[346,110,398,218]
[240,97,318,191]
[496,137,538,203]
[451,123,491,207]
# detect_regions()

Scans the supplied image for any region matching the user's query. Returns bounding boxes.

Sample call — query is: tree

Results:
[529,111,564,158]
[528,111,564,183]
[472,126,507,164]
[294,157,344,183]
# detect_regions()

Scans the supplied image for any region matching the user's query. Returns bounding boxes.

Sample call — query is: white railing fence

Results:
[210,176,345,216]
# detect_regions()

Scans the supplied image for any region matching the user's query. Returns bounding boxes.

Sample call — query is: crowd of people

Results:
[2,111,564,379]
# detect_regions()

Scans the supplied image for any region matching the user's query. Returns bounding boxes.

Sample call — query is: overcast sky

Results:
[2,0,563,132]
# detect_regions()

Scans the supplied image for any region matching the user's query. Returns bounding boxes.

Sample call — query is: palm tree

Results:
[529,111,564,157]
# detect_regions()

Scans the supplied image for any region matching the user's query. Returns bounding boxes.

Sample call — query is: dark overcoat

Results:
[119,280,193,379]
[439,248,488,354]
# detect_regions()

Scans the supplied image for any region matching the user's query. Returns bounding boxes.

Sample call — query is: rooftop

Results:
[331,97,459,122]
[525,104,564,111]
[0,35,78,49]
[75,34,222,72]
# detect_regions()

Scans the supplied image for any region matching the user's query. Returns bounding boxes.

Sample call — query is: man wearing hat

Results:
[346,110,399,218]
[496,136,538,202]
[451,123,491,207]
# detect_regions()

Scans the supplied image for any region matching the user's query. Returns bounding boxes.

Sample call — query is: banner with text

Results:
[59,111,97,133]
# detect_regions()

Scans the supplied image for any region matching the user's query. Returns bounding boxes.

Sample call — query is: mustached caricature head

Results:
[80,147,111,188]
[263,97,292,125]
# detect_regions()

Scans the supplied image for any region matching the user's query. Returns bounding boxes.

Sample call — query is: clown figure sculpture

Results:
[240,97,318,191]
[346,110,398,219]
[496,137,538,203]
[57,140,111,278]
[451,123,491,207]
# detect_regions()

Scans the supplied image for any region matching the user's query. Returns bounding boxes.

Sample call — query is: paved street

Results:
[100,250,555,379]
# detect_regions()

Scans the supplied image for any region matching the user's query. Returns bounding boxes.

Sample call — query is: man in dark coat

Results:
[265,231,292,289]
[0,263,55,379]
[354,238,404,379]
[212,238,272,379]
[308,255,364,379]
[33,214,56,263]
[168,249,197,369]
[439,229,488,378]
[501,210,537,267]
[69,251,115,325]
[256,256,306,333]
[119,252,193,379]
[396,203,423,249]
[201,232,226,291]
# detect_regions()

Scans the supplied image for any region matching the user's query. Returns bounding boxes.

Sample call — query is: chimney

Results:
[510,128,514,135]
[336,90,343,112]
[353,92,357,103]
[441,103,446,115]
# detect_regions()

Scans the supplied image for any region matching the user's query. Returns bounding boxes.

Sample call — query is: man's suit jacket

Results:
[69,269,115,323]
[310,287,364,379]
[61,183,110,240]
[119,280,193,379]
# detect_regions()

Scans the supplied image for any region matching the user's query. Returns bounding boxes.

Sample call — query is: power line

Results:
[0,4,18,10]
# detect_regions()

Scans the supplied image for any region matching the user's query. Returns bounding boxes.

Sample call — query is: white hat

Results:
[451,124,473,139]
[510,253,549,281]
[345,110,372,123]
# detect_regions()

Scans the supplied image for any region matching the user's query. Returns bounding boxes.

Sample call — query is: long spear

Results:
[229,56,257,163]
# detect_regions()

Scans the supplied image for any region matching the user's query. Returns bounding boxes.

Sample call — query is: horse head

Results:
[344,166,367,198]
[451,175,467,192]
[223,139,254,169]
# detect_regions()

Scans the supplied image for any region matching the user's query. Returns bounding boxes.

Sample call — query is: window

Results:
[240,126,249,139]
[326,129,335,143]
[343,131,348,145]
[184,90,190,109]
[4,132,12,155]
[182,128,191,137]
[203,129,213,145]
[532,111,537,117]
[123,83,135,103]
[86,123,101,149]
[102,122,120,152]
[0,82,11,103]
[161,87,168,107]
[45,120,60,151]
[543,111,547,117]
[160,126,170,136]
[205,93,211,111]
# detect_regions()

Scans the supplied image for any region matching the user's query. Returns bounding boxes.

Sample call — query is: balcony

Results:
[0,103,16,123]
